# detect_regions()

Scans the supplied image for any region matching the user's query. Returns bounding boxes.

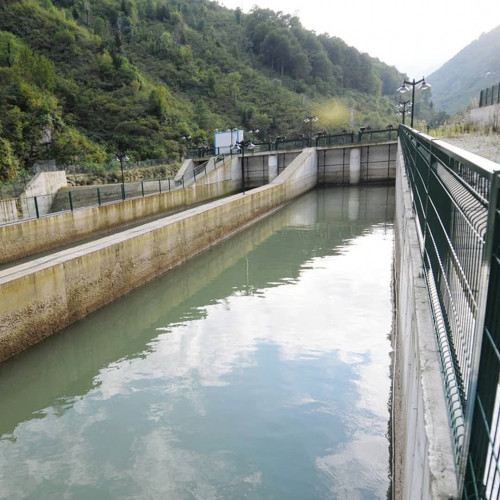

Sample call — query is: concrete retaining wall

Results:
[470,103,500,127]
[23,171,68,198]
[21,171,68,217]
[0,198,18,224]
[393,143,458,498]
[0,149,317,362]
[0,178,235,264]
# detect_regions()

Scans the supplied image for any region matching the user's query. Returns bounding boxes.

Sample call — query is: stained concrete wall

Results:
[0,149,317,362]
[393,143,458,498]
[317,142,397,184]
[0,178,235,264]
[0,199,18,224]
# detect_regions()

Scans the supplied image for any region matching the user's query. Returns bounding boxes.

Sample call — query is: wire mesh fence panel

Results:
[400,125,500,497]
[99,185,124,204]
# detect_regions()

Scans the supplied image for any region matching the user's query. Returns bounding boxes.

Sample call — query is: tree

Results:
[148,86,169,121]
[0,138,18,181]
[48,127,106,166]
[260,30,292,75]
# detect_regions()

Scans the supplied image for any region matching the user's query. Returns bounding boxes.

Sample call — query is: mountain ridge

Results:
[429,25,500,114]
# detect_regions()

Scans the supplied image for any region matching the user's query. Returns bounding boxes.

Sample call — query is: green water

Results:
[0,186,394,499]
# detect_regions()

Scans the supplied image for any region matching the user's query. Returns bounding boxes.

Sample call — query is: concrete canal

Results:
[0,185,394,499]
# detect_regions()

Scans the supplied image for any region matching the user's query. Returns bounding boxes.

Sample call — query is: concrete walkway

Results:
[440,133,500,164]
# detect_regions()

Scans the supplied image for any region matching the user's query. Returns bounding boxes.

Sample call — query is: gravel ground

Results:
[437,134,500,165]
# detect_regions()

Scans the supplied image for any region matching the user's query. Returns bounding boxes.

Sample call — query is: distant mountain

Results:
[429,25,500,115]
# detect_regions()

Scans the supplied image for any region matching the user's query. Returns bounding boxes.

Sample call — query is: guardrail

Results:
[206,126,399,159]
[399,125,500,498]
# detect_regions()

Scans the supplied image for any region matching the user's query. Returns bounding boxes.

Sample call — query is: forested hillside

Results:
[0,0,406,181]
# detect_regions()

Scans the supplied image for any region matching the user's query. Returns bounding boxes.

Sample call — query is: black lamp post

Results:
[112,152,129,198]
[398,100,412,125]
[249,129,259,142]
[181,135,192,156]
[303,116,318,145]
[237,139,255,192]
[397,77,431,128]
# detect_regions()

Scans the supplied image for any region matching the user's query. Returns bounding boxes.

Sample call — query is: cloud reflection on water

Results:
[0,189,393,499]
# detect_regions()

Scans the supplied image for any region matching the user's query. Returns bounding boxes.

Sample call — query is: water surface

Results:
[0,186,394,499]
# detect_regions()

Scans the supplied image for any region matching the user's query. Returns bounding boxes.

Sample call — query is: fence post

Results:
[159,179,162,194]
[34,196,40,219]
[97,187,101,206]
[141,181,145,198]
[168,179,171,191]
[68,191,73,211]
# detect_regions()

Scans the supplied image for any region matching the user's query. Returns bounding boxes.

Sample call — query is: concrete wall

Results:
[175,158,195,183]
[393,143,458,499]
[470,103,500,127]
[0,178,236,264]
[23,171,68,197]
[0,149,317,362]
[317,142,397,184]
[0,198,18,224]
[21,171,68,217]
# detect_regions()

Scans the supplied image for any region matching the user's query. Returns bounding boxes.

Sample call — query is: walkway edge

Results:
[393,143,458,498]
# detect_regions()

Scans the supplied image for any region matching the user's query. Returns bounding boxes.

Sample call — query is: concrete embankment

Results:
[0,149,317,362]
[393,143,458,498]
[0,176,236,265]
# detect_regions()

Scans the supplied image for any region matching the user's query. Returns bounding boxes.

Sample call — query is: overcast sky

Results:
[219,0,500,77]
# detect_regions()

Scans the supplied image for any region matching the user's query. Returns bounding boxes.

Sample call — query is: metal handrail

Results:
[399,124,500,497]
[0,176,178,225]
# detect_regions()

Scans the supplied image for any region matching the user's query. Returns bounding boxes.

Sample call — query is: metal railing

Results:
[479,82,500,107]
[0,176,33,200]
[207,126,398,158]
[0,177,179,225]
[399,125,500,498]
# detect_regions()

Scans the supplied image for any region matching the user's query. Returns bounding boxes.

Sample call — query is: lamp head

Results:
[419,80,431,90]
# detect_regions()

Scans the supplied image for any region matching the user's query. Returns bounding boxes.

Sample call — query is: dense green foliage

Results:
[429,25,500,114]
[0,0,408,181]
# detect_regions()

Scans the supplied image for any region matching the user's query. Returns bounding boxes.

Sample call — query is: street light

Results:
[237,139,255,192]
[304,116,318,145]
[112,152,129,198]
[248,129,259,141]
[397,77,431,128]
[397,100,412,125]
